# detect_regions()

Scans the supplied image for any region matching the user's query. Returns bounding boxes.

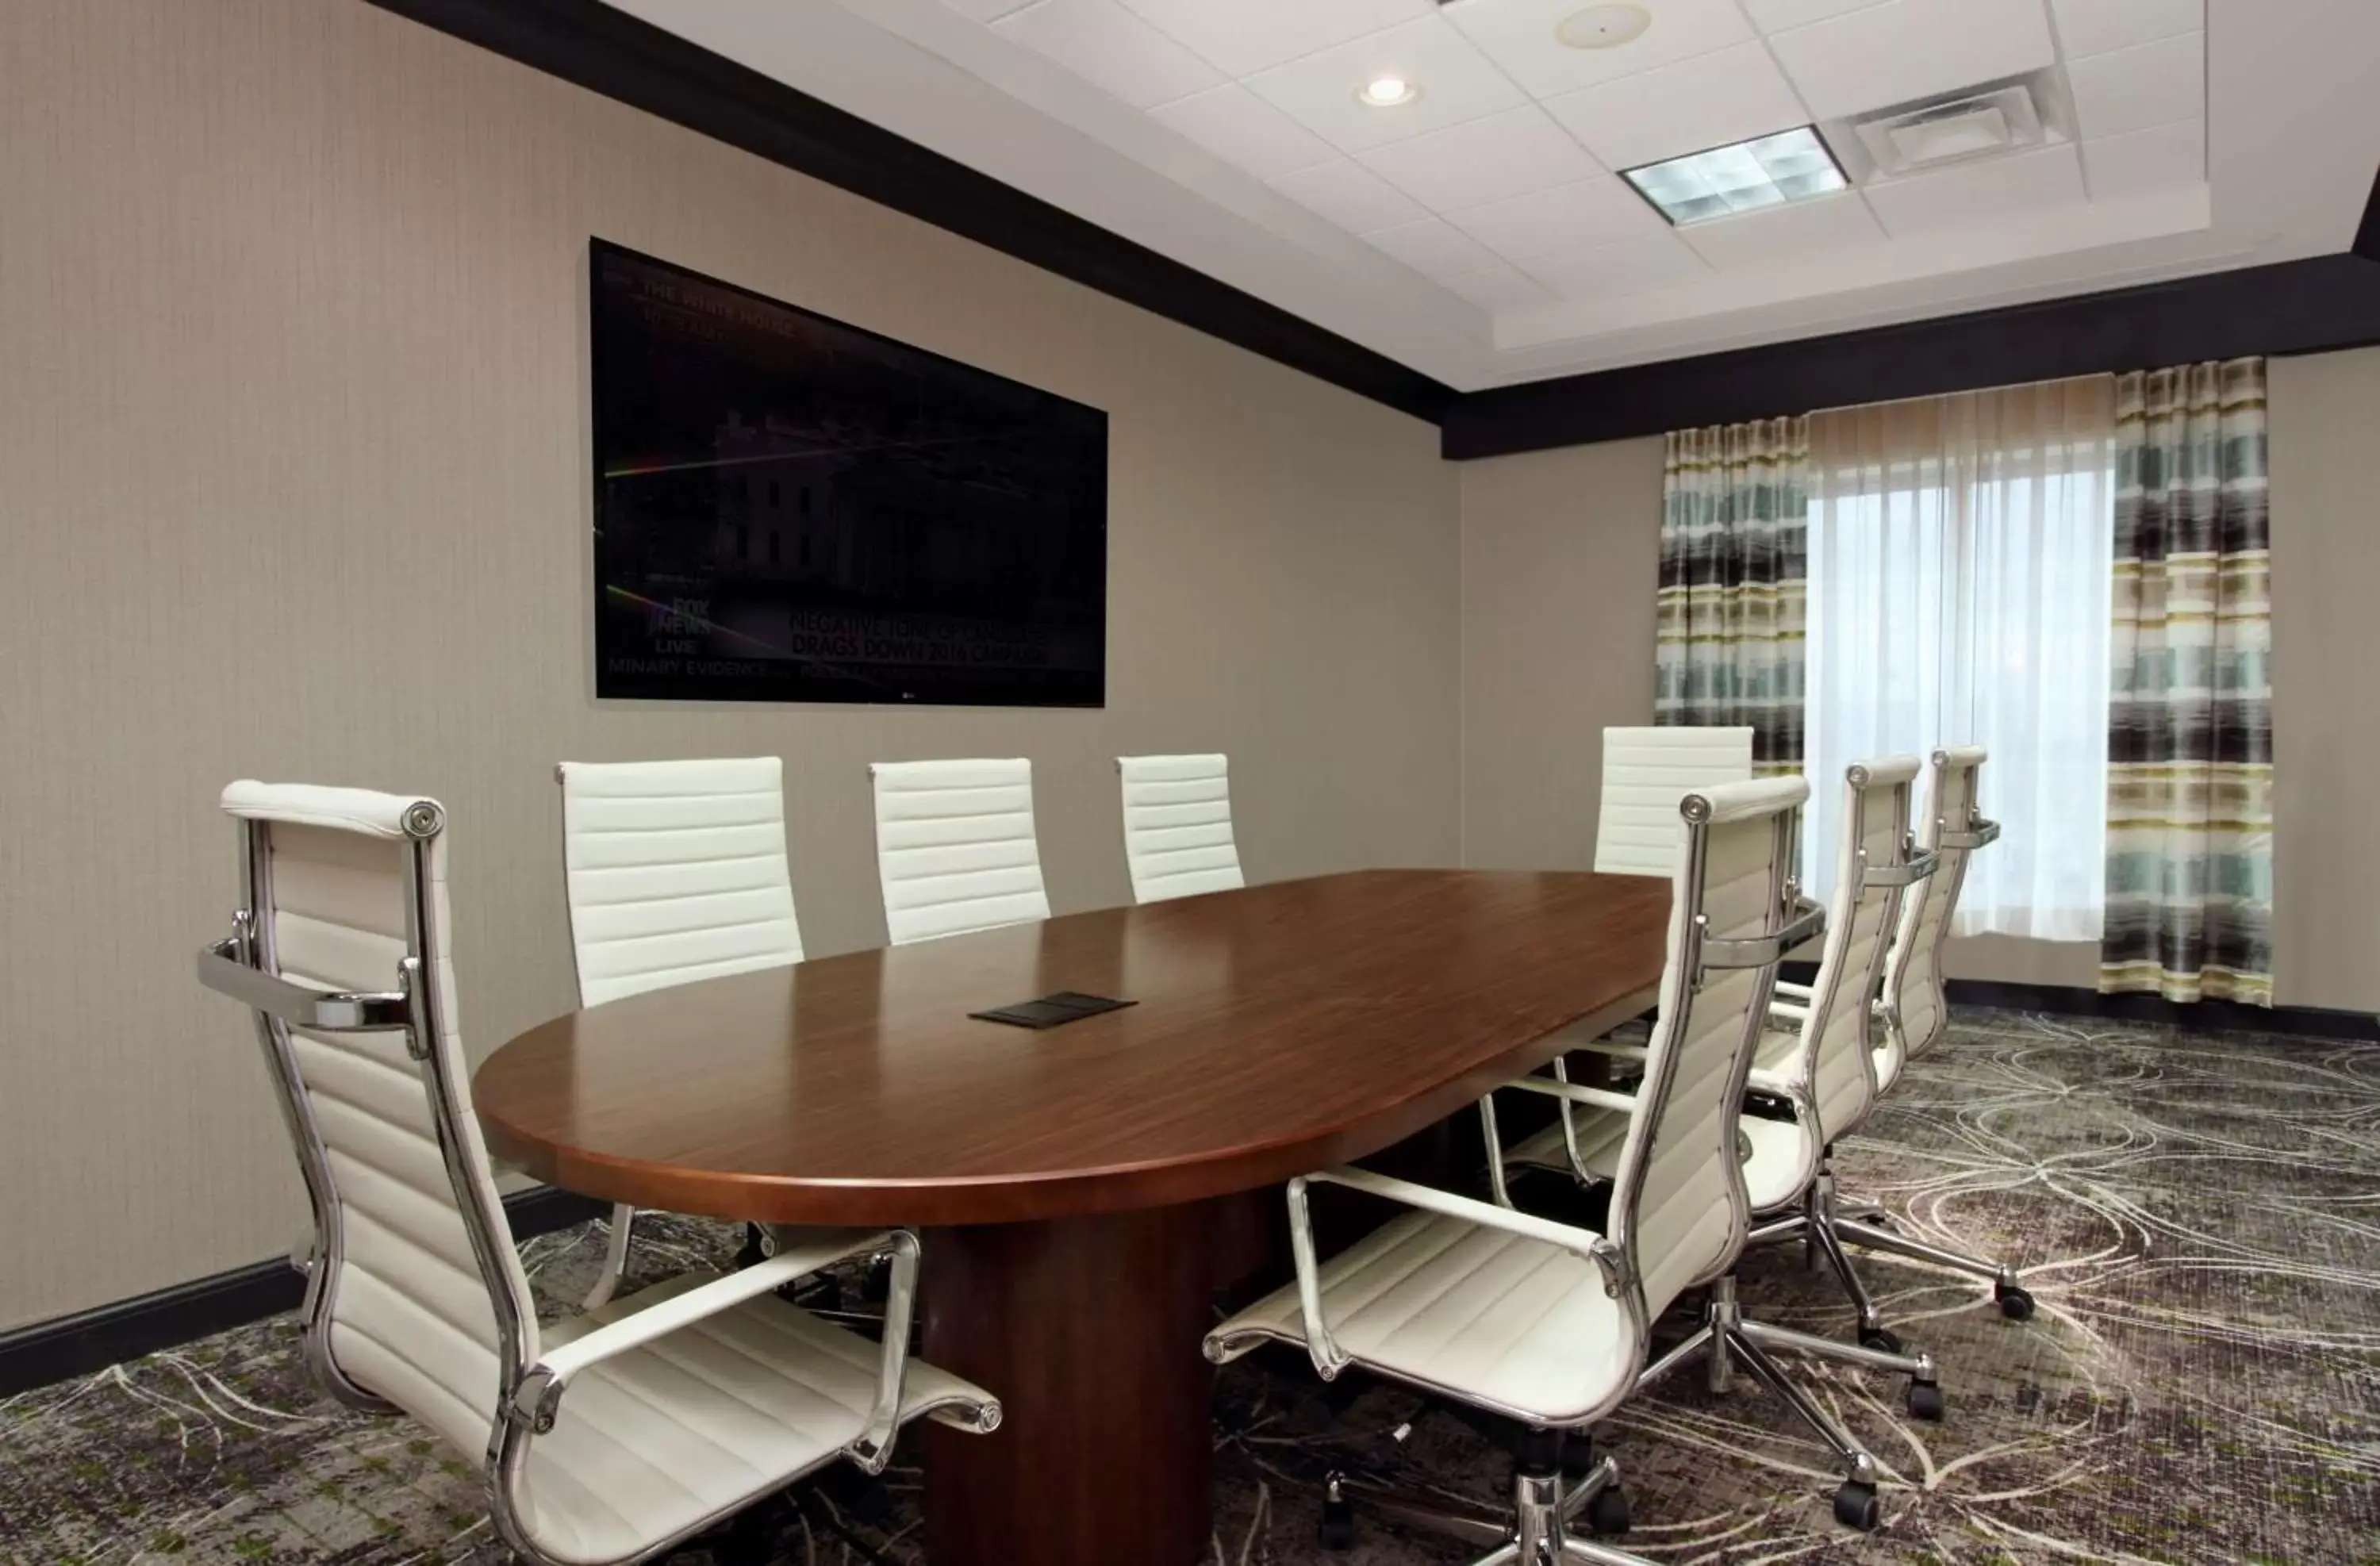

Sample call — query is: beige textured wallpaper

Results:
[2268,347,2380,1011]
[0,0,1461,1328]
[1456,363,2379,1004]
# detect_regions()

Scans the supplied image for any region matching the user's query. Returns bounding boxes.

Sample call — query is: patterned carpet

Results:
[7,1008,2378,1565]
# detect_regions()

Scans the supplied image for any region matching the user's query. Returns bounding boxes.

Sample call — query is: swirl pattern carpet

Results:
[6,1008,2376,1564]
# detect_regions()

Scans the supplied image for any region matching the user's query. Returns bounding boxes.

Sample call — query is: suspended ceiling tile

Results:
[1149,83,1340,179]
[1266,157,1433,232]
[1765,0,2058,120]
[1115,0,1434,76]
[1442,0,1757,99]
[1443,176,1660,263]
[1545,41,1814,173]
[2067,30,2204,140]
[1358,105,1604,213]
[1245,14,1530,155]
[991,0,1223,109]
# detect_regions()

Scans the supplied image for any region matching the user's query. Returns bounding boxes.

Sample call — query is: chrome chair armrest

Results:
[1697,896,1825,970]
[1498,1075,1639,1116]
[509,1228,900,1440]
[1861,846,1941,889]
[1304,1165,1627,1299]
[196,936,411,1031]
[1772,980,1815,1003]
[1938,816,2002,850]
[1283,1166,1629,1379]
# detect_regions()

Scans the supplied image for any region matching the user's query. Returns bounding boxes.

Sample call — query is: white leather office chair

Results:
[869,758,1050,946]
[1116,753,1244,904]
[1493,765,1935,1532]
[1731,756,1940,1357]
[556,757,804,1309]
[1826,747,2033,1319]
[197,781,999,1566]
[1207,777,1818,1564]
[1593,726,1754,876]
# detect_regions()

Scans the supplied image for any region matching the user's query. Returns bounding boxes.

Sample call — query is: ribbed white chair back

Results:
[1607,775,1810,1319]
[1595,726,1756,876]
[215,784,536,1462]
[869,758,1050,945]
[557,757,802,1006]
[1778,757,1922,1145]
[1880,747,1991,1070]
[1116,754,1243,904]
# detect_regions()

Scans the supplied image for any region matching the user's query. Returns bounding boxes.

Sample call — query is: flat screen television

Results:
[589,240,1108,707]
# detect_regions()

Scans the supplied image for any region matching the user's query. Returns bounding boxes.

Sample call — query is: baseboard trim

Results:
[1776,961,2378,1042]
[0,1186,607,1398]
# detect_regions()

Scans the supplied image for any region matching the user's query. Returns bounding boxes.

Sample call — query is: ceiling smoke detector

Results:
[1853,83,2047,175]
[1556,4,1653,48]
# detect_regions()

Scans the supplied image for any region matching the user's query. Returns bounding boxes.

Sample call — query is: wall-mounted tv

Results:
[590,240,1108,707]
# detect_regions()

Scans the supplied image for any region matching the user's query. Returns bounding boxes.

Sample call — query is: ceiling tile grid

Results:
[1357,104,1604,211]
[938,0,2213,315]
[1544,41,1811,171]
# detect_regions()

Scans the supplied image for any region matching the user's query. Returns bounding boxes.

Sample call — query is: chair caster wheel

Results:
[1906,1379,1945,1422]
[1587,1484,1631,1536]
[1833,1481,1881,1531]
[1996,1282,2035,1321]
[1318,1474,1355,1551]
[735,1224,770,1272]
[1859,1326,1904,1355]
[862,1253,894,1305]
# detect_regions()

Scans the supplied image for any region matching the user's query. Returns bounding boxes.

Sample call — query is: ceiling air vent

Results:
[1852,83,2045,176]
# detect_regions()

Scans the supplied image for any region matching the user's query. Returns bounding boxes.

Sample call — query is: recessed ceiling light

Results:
[1622,127,1850,226]
[1558,3,1652,49]
[1357,74,1418,108]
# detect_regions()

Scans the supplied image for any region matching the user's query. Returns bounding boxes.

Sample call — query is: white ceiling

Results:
[597,0,2380,394]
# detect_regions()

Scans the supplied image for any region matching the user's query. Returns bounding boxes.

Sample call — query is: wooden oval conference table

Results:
[476,869,1671,1566]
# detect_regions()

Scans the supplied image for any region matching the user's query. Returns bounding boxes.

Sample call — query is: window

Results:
[1802,377,2115,940]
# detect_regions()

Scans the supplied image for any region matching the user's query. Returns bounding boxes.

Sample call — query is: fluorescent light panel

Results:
[1623,128,1848,226]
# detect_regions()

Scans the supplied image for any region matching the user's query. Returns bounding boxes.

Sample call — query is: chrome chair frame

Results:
[1209,789,1811,1564]
[198,803,996,1566]
[1741,765,1943,1349]
[1480,777,1937,1531]
[1833,750,2030,1318]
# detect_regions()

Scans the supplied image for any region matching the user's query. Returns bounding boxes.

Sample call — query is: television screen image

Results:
[589,240,1109,706]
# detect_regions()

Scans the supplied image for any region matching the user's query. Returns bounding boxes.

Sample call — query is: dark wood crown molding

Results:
[362,0,1456,424]
[362,0,2380,451]
[1442,250,2380,459]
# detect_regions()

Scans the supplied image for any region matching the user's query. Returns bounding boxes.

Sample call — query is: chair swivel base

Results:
[1758,1165,2035,1326]
[1640,1275,1940,1532]
[1318,1430,1645,1566]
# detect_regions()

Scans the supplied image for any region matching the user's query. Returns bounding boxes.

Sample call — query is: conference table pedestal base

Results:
[920,1199,1252,1566]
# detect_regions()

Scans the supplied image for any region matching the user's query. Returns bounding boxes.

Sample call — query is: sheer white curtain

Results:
[1802,376,2114,939]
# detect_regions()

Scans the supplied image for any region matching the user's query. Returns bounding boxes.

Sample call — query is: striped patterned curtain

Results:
[1656,419,1809,777]
[2101,358,2274,1005]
